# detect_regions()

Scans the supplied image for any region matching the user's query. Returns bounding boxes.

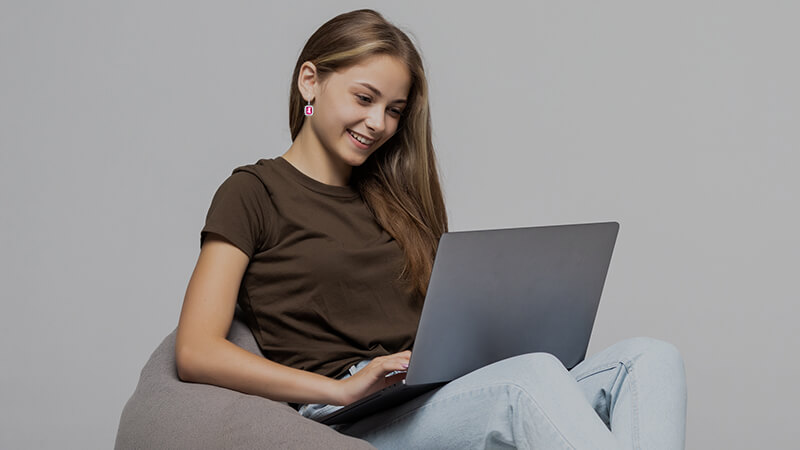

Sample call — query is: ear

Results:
[297,61,318,103]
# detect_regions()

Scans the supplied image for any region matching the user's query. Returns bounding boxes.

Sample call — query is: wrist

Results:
[327,378,346,406]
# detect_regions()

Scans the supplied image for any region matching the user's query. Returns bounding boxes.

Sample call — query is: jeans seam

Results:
[574,360,641,449]
[628,362,641,449]
[355,382,576,450]
[508,381,577,450]
[572,360,631,382]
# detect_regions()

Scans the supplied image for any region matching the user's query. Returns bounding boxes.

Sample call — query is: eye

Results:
[356,94,403,117]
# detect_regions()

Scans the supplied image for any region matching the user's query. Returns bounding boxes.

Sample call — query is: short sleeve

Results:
[200,171,274,259]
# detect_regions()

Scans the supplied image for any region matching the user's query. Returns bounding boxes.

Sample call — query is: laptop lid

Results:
[404,221,619,385]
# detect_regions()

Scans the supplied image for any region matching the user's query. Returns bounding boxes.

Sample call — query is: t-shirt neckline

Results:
[271,156,360,199]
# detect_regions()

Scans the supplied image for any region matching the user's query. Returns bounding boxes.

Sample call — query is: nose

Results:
[364,105,386,135]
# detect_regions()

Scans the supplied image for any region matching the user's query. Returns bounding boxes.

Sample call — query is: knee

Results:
[497,352,568,382]
[625,336,682,357]
[620,336,685,373]
[484,353,586,413]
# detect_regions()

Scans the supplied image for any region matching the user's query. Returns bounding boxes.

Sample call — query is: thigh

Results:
[336,353,618,450]
[568,337,687,450]
[567,336,676,424]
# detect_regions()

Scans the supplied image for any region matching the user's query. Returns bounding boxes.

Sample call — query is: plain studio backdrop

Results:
[1,1,797,448]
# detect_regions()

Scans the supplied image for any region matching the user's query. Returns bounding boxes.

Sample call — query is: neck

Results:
[282,128,352,187]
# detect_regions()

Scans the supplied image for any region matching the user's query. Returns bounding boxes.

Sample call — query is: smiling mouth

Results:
[347,129,375,146]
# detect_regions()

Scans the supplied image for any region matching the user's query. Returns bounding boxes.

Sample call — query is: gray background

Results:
[1,1,797,448]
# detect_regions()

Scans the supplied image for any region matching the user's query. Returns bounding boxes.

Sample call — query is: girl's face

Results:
[309,54,411,167]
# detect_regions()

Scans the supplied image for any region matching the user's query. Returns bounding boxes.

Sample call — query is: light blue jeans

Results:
[298,337,687,449]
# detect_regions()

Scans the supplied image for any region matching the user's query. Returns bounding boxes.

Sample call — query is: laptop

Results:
[313,221,620,425]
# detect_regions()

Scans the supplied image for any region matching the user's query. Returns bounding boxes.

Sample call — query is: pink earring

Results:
[304,99,314,116]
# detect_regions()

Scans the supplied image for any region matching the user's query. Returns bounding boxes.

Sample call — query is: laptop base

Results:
[317,381,446,425]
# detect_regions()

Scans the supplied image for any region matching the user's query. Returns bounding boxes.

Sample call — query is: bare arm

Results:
[174,233,344,406]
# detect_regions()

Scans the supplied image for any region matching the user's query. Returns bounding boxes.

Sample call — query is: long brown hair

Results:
[288,9,448,301]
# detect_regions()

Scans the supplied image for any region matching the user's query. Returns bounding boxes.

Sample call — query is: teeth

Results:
[348,130,373,145]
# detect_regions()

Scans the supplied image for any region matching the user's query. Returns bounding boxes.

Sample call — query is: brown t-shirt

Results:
[200,156,422,383]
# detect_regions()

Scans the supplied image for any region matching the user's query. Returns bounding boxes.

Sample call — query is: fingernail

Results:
[402,364,409,368]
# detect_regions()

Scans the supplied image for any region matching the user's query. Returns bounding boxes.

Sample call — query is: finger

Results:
[382,358,409,372]
[369,353,410,373]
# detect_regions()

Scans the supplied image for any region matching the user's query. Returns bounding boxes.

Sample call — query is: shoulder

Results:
[208,162,275,210]
[229,159,276,194]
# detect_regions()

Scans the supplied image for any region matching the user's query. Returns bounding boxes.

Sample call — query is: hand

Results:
[333,350,411,406]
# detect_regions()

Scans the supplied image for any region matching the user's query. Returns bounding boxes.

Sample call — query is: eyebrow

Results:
[354,82,407,104]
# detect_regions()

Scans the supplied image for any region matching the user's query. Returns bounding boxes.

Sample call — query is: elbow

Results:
[175,337,220,382]
[175,343,197,382]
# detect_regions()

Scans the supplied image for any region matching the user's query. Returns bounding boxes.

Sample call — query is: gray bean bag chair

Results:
[115,305,376,449]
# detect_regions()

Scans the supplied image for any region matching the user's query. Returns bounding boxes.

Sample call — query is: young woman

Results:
[175,8,687,449]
